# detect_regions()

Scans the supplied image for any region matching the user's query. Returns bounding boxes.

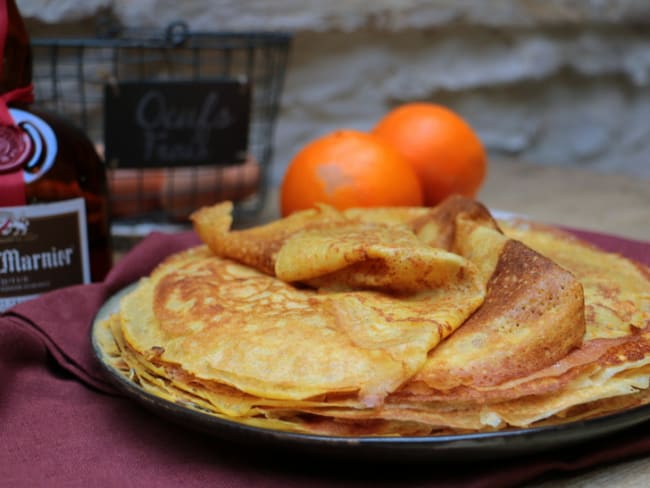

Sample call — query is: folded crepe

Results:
[95,195,650,436]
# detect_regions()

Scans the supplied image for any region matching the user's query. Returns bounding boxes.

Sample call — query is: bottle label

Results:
[0,198,90,311]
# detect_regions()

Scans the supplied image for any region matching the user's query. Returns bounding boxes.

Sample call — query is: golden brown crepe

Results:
[96,195,650,436]
[120,199,502,409]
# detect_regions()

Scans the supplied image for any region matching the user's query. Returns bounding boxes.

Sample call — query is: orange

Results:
[372,102,487,206]
[280,129,423,216]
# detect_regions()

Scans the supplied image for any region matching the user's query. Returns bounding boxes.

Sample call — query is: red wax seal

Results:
[0,124,32,173]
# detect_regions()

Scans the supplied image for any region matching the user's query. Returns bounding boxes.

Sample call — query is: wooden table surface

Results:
[479,160,650,242]
[115,159,650,487]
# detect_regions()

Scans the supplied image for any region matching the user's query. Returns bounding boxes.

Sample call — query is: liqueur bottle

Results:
[0,0,112,311]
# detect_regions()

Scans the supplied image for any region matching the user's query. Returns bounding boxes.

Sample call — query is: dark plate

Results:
[91,284,650,463]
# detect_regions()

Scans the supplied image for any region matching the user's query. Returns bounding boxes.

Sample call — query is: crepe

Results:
[97,195,650,436]
[119,199,494,409]
[317,218,650,430]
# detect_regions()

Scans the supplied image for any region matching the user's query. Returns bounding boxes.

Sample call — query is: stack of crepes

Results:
[96,195,650,436]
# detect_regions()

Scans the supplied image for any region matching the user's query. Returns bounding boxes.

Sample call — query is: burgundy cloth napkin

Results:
[1,228,649,487]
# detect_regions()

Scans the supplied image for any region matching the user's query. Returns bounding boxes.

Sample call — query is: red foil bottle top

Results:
[0,0,34,205]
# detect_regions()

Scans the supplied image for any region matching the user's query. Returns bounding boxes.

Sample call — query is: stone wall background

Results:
[21,0,650,186]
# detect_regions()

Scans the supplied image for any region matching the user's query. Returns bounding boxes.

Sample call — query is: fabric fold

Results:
[2,230,200,393]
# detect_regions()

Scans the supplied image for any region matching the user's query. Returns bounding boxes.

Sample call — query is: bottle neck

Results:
[0,0,34,204]
[0,0,34,124]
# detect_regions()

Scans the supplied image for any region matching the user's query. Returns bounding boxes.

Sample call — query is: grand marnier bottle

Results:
[0,0,111,311]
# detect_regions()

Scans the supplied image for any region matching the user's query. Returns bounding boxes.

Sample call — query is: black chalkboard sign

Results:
[103,80,250,168]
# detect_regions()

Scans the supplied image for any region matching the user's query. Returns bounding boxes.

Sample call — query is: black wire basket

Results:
[29,21,292,238]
